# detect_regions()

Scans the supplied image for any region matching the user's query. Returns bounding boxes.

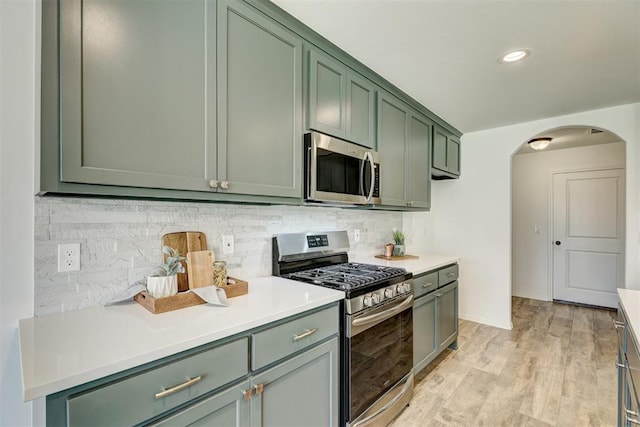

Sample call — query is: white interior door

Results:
[552,169,625,308]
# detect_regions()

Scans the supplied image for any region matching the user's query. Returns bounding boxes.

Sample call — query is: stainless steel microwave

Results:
[304,131,381,205]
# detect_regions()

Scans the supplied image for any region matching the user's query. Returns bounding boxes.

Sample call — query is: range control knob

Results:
[396,284,406,294]
[384,288,394,299]
[372,294,381,304]
[363,295,373,307]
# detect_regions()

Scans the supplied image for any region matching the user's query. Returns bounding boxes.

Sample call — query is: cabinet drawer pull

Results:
[254,383,265,395]
[614,320,626,329]
[293,328,318,342]
[209,180,219,188]
[243,388,253,401]
[422,283,433,288]
[155,376,203,399]
[447,272,456,278]
[626,408,640,425]
[221,181,229,189]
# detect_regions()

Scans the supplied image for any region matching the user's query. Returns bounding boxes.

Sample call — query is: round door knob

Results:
[384,288,393,299]
[363,295,373,307]
[555,241,562,246]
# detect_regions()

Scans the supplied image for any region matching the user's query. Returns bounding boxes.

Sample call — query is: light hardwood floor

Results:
[391,297,618,426]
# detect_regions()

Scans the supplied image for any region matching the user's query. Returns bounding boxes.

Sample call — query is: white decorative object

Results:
[146,275,178,299]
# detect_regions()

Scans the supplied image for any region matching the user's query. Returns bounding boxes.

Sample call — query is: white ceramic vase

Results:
[393,244,405,257]
[146,275,178,298]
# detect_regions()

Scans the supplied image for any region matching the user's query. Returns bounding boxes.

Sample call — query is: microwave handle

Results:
[364,151,375,202]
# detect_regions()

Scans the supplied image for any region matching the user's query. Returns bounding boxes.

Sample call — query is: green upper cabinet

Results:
[308,49,376,148]
[432,125,461,179]
[377,91,431,209]
[407,113,432,209]
[217,0,302,198]
[55,0,301,200]
[59,0,215,192]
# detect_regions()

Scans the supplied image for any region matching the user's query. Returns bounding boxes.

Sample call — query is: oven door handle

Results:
[350,372,414,427]
[352,295,413,329]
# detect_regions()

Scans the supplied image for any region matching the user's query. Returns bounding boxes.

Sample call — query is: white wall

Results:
[512,142,626,300]
[1,0,36,425]
[409,103,640,330]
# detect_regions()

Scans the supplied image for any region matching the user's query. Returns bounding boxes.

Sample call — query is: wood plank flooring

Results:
[390,297,618,426]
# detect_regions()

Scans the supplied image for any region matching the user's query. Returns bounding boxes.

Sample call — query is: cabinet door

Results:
[308,49,347,139]
[406,112,432,209]
[251,338,339,427]
[413,293,438,374]
[437,281,459,352]
[448,136,461,176]
[59,0,215,192]
[217,0,302,198]
[432,126,449,173]
[377,92,409,207]
[152,380,251,426]
[346,71,376,148]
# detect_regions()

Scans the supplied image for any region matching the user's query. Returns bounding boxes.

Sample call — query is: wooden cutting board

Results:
[162,232,207,292]
[186,250,216,289]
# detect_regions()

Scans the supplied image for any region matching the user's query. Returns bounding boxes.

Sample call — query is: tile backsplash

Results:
[34,197,403,316]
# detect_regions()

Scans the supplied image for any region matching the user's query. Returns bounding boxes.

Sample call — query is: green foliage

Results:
[157,245,187,276]
[392,229,406,245]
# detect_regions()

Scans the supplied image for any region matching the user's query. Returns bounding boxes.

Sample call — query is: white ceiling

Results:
[272,0,640,134]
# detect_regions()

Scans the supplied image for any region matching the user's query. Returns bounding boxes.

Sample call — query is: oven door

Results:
[305,131,380,205]
[345,294,413,426]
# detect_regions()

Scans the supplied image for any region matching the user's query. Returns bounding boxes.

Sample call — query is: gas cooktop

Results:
[282,262,407,291]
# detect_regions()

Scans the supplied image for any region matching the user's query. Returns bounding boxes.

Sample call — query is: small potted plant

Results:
[392,229,406,257]
[146,246,186,298]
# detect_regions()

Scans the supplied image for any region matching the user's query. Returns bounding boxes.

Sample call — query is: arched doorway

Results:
[511,126,626,308]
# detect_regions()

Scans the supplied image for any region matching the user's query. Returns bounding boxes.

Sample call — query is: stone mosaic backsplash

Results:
[34,197,403,316]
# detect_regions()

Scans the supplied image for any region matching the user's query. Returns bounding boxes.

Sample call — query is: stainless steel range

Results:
[273,231,414,427]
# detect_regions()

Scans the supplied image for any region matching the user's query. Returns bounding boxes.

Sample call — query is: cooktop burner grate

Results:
[282,262,407,290]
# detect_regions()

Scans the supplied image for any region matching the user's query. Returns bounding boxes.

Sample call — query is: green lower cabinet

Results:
[413,267,459,374]
[152,380,251,427]
[437,281,459,352]
[251,338,339,427]
[413,292,438,374]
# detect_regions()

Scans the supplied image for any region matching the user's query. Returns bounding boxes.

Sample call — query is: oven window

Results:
[316,149,362,195]
[349,308,413,420]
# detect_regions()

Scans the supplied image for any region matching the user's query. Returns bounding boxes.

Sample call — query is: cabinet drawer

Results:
[413,271,438,298]
[252,305,339,370]
[67,338,249,427]
[438,264,458,287]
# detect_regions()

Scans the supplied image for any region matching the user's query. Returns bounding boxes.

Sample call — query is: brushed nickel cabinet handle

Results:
[254,383,264,395]
[614,320,626,329]
[243,388,253,401]
[447,272,456,278]
[422,283,433,288]
[293,328,318,342]
[209,180,219,188]
[221,181,229,189]
[625,408,640,425]
[155,375,203,399]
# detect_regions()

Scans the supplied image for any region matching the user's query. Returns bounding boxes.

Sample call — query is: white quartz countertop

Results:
[618,288,640,347]
[19,276,344,401]
[353,253,460,276]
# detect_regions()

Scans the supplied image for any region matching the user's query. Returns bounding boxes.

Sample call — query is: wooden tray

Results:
[135,277,248,314]
[374,254,420,261]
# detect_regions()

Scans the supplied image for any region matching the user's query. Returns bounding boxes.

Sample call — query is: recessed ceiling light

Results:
[499,49,531,64]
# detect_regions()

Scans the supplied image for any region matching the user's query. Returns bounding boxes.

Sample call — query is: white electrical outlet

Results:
[58,243,80,272]
[353,229,360,242]
[222,235,234,255]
